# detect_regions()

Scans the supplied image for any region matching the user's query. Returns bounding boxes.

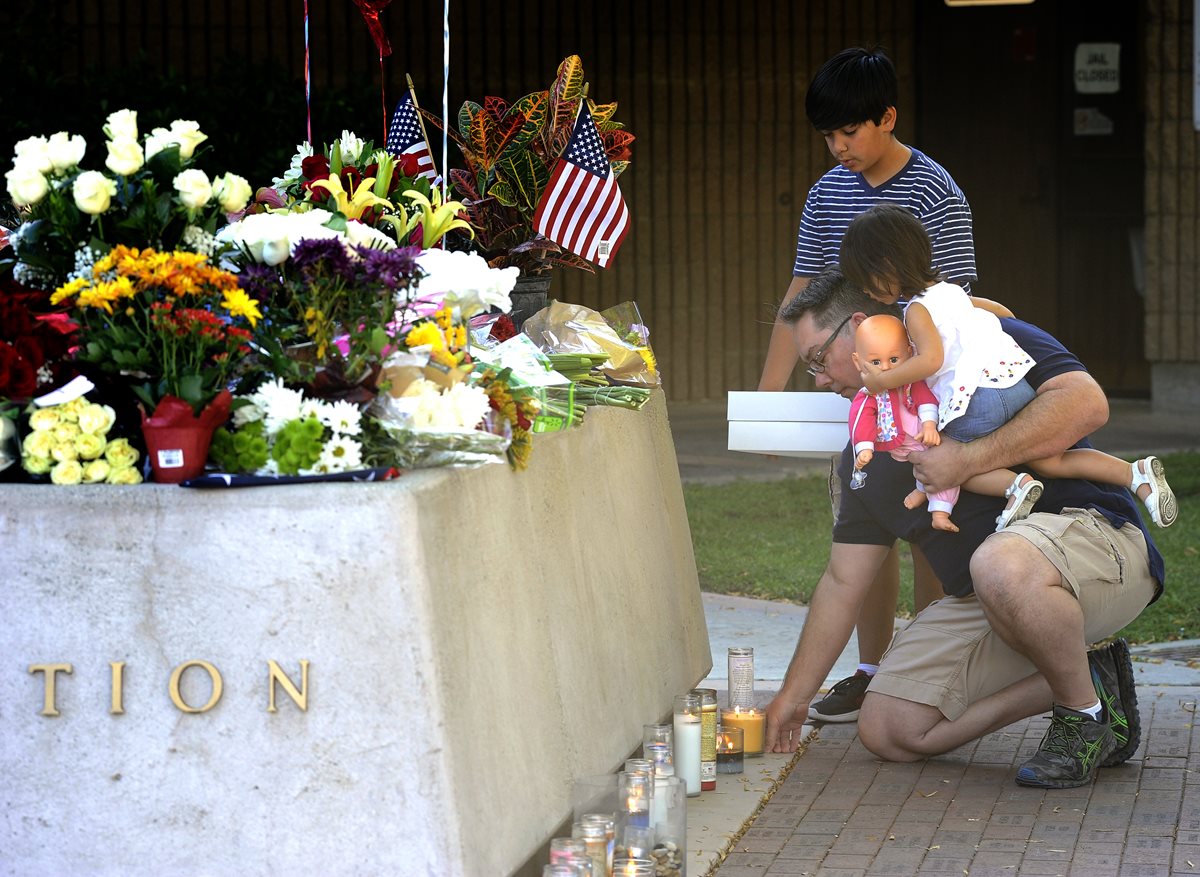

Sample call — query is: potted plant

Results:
[423,55,634,324]
[48,245,261,482]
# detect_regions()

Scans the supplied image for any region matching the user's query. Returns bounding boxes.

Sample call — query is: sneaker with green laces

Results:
[807,670,872,723]
[1088,638,1140,766]
[1015,704,1116,789]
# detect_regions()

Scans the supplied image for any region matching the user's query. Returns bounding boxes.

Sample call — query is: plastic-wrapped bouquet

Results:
[209,379,370,476]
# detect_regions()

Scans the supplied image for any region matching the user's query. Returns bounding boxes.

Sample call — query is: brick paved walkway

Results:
[714,685,1200,876]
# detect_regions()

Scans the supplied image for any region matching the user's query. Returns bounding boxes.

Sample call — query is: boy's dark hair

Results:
[805,47,898,131]
[840,204,940,300]
[778,267,900,329]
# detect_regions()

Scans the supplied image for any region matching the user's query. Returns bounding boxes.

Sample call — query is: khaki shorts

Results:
[869,508,1157,721]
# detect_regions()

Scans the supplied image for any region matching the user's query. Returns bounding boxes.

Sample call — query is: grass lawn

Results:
[683,451,1200,645]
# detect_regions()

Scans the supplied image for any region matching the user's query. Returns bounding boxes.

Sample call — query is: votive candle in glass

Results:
[579,813,614,877]
[619,770,651,829]
[672,693,702,796]
[548,837,589,871]
[716,726,745,774]
[642,723,673,775]
[612,858,655,876]
[721,706,765,757]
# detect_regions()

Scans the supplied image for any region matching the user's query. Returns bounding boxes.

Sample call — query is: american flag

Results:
[533,103,629,268]
[385,92,440,184]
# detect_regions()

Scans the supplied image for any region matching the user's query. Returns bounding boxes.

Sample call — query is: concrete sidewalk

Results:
[673,396,1200,876]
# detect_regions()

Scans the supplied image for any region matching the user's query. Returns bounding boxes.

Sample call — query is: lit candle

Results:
[619,771,650,828]
[721,706,765,756]
[716,726,744,774]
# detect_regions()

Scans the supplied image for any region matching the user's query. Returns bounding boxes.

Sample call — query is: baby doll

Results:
[848,314,961,531]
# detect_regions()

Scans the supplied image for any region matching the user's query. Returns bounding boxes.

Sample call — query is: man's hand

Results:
[765,693,811,753]
[909,437,971,494]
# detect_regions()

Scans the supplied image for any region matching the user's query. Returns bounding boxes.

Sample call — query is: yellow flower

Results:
[52,422,81,444]
[50,277,89,306]
[78,403,116,435]
[50,459,84,485]
[221,286,262,327]
[106,465,143,485]
[74,432,107,460]
[104,437,140,469]
[28,408,60,431]
[22,453,53,475]
[82,459,111,483]
[405,322,446,351]
[308,175,393,221]
[22,429,54,458]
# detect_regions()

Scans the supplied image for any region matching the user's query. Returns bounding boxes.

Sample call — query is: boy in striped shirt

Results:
[757,47,977,723]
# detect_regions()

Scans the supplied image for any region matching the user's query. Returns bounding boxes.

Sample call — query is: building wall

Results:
[1145,0,1200,408]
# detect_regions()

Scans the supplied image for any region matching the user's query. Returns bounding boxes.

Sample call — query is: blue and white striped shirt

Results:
[793,147,977,291]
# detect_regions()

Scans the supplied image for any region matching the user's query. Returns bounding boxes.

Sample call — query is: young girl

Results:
[840,203,1177,530]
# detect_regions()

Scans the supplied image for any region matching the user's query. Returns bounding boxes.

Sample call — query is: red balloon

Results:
[352,0,394,58]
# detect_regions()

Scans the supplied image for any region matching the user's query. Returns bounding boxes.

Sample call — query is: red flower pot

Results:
[140,390,233,484]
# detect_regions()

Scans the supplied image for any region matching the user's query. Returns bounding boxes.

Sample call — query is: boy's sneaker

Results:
[1088,638,1141,766]
[807,670,872,723]
[1015,704,1116,789]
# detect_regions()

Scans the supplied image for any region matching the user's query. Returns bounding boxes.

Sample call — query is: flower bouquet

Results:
[4,109,251,290]
[209,379,375,476]
[0,273,76,404]
[48,245,261,481]
[262,130,468,248]
[20,391,142,485]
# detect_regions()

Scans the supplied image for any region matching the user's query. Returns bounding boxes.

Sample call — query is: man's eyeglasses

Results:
[805,314,853,376]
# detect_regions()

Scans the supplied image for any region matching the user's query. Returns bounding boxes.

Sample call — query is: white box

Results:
[727,391,851,456]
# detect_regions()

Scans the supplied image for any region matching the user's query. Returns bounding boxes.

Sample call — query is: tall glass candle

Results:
[692,688,718,790]
[642,723,673,776]
[618,771,651,828]
[672,693,702,796]
[722,706,765,756]
[728,646,755,710]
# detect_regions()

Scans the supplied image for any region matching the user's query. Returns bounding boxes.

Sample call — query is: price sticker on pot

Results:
[157,449,186,469]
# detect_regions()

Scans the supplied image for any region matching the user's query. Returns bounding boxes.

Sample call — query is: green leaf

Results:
[506,91,551,146]
[496,150,549,215]
[489,180,517,207]
[458,101,482,142]
[178,374,204,407]
[144,144,183,180]
[322,213,348,233]
[610,160,630,179]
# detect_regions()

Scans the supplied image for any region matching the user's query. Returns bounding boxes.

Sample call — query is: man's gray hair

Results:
[778,267,900,329]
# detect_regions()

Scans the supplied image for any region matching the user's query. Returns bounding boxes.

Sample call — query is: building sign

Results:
[1074,43,1121,94]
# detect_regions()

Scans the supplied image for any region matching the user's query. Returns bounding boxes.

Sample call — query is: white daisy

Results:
[321,400,363,436]
[317,435,363,472]
[253,379,304,436]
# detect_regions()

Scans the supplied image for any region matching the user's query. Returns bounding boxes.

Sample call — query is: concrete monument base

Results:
[0,392,710,877]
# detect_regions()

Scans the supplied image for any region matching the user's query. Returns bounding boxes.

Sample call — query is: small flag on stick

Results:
[532,102,629,268]
[385,84,440,185]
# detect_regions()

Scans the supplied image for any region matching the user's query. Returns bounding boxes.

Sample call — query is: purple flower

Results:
[237,263,283,303]
[357,244,423,291]
[290,237,354,283]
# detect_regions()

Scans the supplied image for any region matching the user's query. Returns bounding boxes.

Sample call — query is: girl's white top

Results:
[906,281,1034,430]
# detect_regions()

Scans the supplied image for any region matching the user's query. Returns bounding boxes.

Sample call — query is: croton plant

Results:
[424,55,634,275]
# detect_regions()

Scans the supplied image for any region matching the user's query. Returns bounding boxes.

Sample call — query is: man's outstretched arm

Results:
[764,541,891,752]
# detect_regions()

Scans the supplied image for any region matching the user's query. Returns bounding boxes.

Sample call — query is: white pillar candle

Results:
[672,713,702,796]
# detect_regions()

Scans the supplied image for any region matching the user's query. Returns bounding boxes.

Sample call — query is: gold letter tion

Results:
[267,660,310,712]
[168,660,224,713]
[28,663,73,717]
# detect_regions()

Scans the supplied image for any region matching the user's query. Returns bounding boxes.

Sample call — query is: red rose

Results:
[0,342,37,400]
[301,155,330,179]
[397,152,423,178]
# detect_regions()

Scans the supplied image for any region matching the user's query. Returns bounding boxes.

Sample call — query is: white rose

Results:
[261,237,291,266]
[168,120,208,159]
[5,162,49,207]
[213,172,252,213]
[338,130,365,164]
[144,127,172,160]
[13,136,52,174]
[77,403,116,436]
[173,169,212,209]
[46,132,87,172]
[73,171,117,215]
[104,109,138,142]
[105,138,144,176]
